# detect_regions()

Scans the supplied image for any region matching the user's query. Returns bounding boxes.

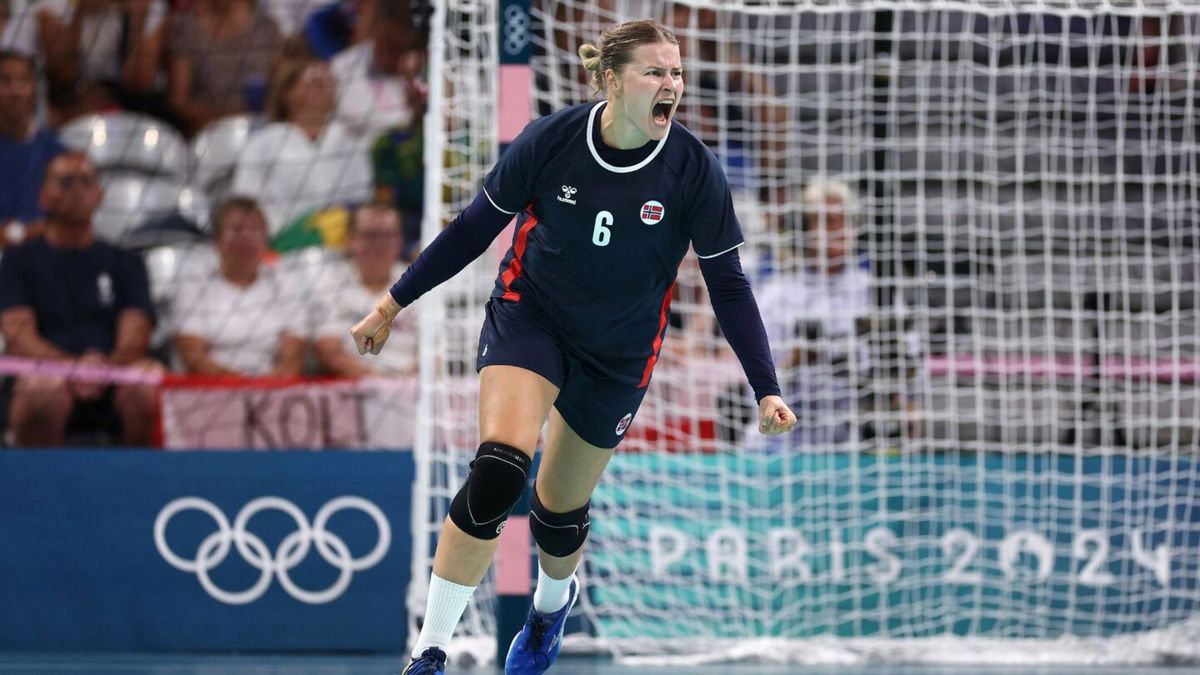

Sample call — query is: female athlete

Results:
[352,19,796,675]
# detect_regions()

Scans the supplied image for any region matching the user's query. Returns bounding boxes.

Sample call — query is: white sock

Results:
[532,563,577,614]
[411,573,476,659]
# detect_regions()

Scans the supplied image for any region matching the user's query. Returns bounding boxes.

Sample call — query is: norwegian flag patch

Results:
[640,200,664,225]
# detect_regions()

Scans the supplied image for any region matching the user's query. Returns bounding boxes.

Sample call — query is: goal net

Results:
[416,0,1200,665]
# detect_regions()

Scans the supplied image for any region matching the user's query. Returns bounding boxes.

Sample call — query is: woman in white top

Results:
[173,197,305,377]
[231,58,372,237]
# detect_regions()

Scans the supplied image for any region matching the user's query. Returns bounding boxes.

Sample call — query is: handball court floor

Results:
[0,654,1192,674]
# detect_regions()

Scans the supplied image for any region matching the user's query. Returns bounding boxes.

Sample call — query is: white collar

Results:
[585,101,669,174]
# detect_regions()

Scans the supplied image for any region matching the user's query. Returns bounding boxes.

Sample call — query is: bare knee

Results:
[11,377,72,420]
[10,377,73,445]
[113,384,156,414]
[114,359,162,445]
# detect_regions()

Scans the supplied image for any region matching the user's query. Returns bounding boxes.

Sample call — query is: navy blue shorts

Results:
[476,298,649,449]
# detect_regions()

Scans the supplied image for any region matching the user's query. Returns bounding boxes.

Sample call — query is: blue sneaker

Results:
[402,647,447,674]
[504,576,579,674]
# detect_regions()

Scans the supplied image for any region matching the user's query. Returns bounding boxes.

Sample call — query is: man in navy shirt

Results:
[0,50,65,243]
[0,151,158,446]
[352,20,796,675]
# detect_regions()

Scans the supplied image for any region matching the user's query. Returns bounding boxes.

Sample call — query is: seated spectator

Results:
[231,58,371,238]
[303,0,374,61]
[34,0,167,125]
[0,151,158,446]
[173,196,304,376]
[167,0,283,136]
[331,1,425,140]
[0,50,65,244]
[753,179,872,447]
[1,0,36,56]
[313,202,414,377]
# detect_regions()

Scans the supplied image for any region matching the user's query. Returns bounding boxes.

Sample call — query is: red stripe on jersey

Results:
[500,210,539,301]
[638,283,675,388]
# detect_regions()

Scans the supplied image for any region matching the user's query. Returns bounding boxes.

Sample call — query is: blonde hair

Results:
[803,178,858,220]
[578,19,679,95]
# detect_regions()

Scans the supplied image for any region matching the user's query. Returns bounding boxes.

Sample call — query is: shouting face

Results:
[604,41,683,148]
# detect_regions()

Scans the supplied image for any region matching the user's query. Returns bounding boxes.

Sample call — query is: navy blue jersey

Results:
[0,238,155,355]
[482,101,743,370]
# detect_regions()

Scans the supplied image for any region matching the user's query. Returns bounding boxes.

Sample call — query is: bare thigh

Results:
[478,365,559,457]
[536,407,615,511]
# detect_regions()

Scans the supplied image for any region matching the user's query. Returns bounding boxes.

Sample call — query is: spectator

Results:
[0,49,64,244]
[1,0,36,56]
[167,0,283,136]
[753,179,872,447]
[172,196,304,376]
[330,0,425,140]
[0,151,158,446]
[231,58,371,238]
[314,202,415,377]
[34,0,167,125]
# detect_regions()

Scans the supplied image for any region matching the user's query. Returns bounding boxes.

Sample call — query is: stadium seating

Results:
[93,173,189,244]
[59,113,190,180]
[190,114,256,203]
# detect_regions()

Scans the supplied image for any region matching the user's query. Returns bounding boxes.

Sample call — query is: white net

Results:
[417,0,1200,666]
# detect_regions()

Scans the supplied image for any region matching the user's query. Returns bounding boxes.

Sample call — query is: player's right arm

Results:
[350,191,516,355]
[353,114,547,355]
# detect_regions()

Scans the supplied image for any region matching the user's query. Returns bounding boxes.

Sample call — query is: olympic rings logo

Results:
[154,496,391,605]
[502,5,530,56]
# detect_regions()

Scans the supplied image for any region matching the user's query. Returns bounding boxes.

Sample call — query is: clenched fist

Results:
[757,395,797,435]
[351,293,402,355]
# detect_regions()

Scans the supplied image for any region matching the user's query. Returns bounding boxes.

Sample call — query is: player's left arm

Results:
[687,146,795,436]
[698,248,796,436]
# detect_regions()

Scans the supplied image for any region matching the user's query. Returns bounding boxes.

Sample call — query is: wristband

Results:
[377,293,402,322]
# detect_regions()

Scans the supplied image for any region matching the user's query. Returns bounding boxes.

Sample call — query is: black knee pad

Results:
[529,487,591,558]
[448,441,531,540]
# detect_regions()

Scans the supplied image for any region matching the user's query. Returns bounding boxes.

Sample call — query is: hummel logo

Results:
[557,185,578,205]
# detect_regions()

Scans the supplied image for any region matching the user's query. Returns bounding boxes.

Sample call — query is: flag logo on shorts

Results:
[615,413,633,435]
[640,200,664,225]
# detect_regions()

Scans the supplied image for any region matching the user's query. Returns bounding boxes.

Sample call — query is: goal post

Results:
[416,0,1200,665]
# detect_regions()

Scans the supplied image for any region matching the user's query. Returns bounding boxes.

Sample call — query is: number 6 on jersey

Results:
[592,210,614,247]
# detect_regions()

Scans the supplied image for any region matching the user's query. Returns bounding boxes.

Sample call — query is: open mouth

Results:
[652,100,673,128]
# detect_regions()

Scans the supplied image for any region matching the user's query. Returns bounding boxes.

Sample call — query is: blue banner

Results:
[0,450,412,652]
[590,451,1200,640]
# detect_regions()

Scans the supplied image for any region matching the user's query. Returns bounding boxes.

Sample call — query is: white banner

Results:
[161,377,416,450]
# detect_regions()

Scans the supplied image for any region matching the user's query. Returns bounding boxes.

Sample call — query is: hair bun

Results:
[578,43,602,72]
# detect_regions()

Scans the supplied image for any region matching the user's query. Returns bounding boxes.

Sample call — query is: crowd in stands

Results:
[3,3,1189,450]
[0,0,430,447]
